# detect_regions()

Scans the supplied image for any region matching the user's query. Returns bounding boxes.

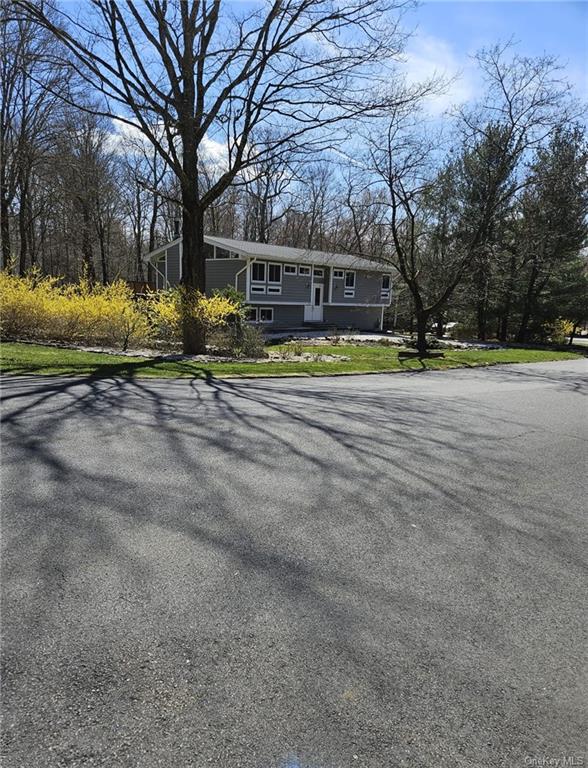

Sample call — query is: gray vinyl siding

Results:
[249,261,311,303]
[323,306,382,330]
[237,269,246,293]
[330,269,385,304]
[165,243,181,287]
[205,259,247,294]
[250,304,305,328]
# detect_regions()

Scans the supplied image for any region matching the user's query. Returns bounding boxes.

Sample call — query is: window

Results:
[284,264,297,275]
[250,284,266,294]
[344,271,355,288]
[268,263,282,284]
[245,307,258,322]
[298,265,311,276]
[314,268,324,278]
[333,269,344,279]
[381,275,391,300]
[259,307,274,323]
[251,262,265,282]
[267,285,282,294]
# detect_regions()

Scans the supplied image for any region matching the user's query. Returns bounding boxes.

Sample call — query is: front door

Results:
[304,284,324,323]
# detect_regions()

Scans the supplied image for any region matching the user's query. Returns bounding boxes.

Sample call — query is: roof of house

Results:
[148,235,390,273]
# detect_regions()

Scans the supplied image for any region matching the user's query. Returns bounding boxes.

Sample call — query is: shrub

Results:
[144,286,242,347]
[544,317,574,345]
[0,268,150,350]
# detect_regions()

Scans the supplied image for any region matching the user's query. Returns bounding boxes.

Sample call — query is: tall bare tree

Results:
[16,0,419,351]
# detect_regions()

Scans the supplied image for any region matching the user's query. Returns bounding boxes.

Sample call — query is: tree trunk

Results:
[516,264,538,343]
[415,310,428,357]
[0,175,11,269]
[18,184,28,275]
[81,206,96,282]
[476,301,487,341]
[435,315,444,338]
[568,323,578,346]
[498,254,517,342]
[180,188,206,354]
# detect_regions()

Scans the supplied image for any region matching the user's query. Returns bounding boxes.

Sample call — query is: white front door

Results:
[304,284,324,323]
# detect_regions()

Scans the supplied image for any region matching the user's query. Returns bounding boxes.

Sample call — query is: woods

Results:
[1,2,587,353]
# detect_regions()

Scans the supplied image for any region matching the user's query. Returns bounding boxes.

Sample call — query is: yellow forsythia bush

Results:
[0,270,243,350]
[145,287,241,346]
[0,268,150,350]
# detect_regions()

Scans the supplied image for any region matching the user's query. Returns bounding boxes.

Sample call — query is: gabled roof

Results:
[148,234,390,273]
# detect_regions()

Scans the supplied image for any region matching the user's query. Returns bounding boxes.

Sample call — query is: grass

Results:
[0,341,582,379]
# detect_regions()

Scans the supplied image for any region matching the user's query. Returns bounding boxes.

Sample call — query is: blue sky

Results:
[400,1,587,112]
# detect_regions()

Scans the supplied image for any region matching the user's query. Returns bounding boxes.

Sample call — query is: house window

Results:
[245,307,258,322]
[284,264,297,275]
[259,307,274,323]
[345,271,355,288]
[251,262,266,282]
[267,285,282,294]
[381,275,391,300]
[333,269,344,279]
[250,285,266,294]
[298,266,311,276]
[313,268,324,278]
[268,263,282,284]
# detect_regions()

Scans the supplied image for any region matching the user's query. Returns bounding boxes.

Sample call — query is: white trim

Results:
[298,265,311,276]
[344,270,356,289]
[250,261,266,284]
[313,267,324,278]
[329,267,334,303]
[267,285,282,295]
[245,300,307,305]
[333,269,344,279]
[380,307,384,331]
[284,264,297,275]
[146,237,182,261]
[326,302,388,307]
[267,262,282,285]
[258,307,274,323]
[179,239,183,280]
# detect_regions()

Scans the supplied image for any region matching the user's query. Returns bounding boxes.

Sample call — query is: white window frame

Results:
[298,265,311,276]
[245,307,258,323]
[313,268,324,278]
[267,285,282,295]
[268,262,282,284]
[381,274,391,300]
[251,262,266,283]
[284,264,297,275]
[344,270,356,288]
[250,284,266,294]
[259,307,274,323]
[333,269,344,279]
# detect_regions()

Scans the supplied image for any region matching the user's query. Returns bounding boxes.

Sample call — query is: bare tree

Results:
[15,0,421,351]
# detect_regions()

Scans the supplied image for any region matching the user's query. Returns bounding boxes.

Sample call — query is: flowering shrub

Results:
[145,287,242,346]
[0,269,150,350]
[0,270,245,351]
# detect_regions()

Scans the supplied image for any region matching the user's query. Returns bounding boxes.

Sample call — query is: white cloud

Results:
[402,33,477,116]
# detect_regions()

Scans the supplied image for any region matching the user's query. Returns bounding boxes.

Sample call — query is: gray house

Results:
[147,235,392,330]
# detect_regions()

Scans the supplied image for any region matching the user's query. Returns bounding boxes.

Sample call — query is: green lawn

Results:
[0,341,582,379]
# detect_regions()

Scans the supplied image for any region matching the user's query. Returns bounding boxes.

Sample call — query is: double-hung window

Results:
[250,262,266,293]
[344,271,356,297]
[267,263,282,294]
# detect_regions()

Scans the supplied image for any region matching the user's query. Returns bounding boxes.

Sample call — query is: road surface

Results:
[2,360,587,768]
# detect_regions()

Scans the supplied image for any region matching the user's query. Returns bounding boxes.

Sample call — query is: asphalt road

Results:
[1,360,587,768]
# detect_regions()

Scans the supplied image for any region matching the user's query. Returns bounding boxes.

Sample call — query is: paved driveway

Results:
[1,361,587,768]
